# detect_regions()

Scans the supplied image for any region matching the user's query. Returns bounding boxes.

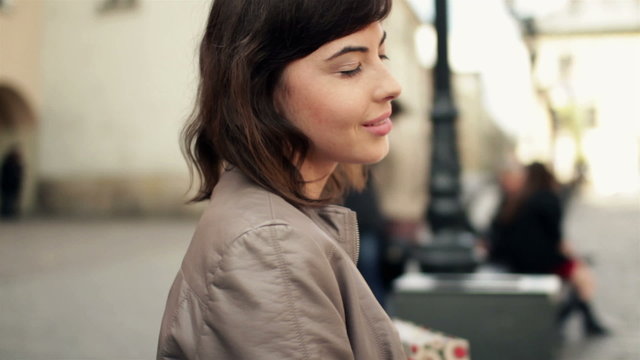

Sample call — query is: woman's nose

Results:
[375,66,402,102]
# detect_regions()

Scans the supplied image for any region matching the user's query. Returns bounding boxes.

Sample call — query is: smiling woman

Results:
[157,0,405,359]
[182,0,400,207]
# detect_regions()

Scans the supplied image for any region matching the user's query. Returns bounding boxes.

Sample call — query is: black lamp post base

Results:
[414,229,483,273]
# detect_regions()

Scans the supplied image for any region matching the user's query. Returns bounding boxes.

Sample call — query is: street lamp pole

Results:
[427,0,462,232]
[418,0,479,272]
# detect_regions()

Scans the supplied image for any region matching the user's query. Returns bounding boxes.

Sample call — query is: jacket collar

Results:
[305,205,360,264]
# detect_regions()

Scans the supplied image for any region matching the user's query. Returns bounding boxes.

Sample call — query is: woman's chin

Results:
[356,144,390,165]
[369,141,390,163]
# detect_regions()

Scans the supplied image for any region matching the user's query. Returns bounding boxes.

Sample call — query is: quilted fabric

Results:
[394,319,470,360]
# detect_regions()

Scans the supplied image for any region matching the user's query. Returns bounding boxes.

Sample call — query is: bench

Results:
[391,270,562,360]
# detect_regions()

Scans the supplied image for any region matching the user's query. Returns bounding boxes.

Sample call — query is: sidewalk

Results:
[0,218,194,359]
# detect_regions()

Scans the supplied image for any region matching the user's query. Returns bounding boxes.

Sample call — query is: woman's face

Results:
[500,169,525,195]
[277,22,401,176]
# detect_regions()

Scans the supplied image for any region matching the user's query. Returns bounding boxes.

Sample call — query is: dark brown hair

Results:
[523,162,558,195]
[183,0,392,207]
[498,161,559,222]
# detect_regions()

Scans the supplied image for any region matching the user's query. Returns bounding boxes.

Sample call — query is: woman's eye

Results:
[380,54,390,61]
[340,65,362,78]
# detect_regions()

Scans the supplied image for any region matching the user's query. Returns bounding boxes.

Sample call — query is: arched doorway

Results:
[0,85,36,218]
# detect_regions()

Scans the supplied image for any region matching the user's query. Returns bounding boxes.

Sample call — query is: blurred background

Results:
[1,0,638,359]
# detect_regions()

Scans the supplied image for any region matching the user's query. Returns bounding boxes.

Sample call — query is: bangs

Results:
[261,0,393,61]
[307,0,392,43]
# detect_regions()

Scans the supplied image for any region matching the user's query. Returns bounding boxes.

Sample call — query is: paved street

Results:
[555,193,640,360]
[0,193,638,359]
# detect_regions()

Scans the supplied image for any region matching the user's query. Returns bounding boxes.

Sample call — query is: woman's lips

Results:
[362,112,393,136]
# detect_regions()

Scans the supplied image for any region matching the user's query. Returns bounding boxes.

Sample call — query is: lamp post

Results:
[427,0,462,232]
[417,0,479,273]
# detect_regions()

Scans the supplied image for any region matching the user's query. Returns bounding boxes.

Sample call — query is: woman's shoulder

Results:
[180,172,327,291]
[198,168,349,250]
[525,189,562,216]
[197,174,302,241]
[185,168,357,272]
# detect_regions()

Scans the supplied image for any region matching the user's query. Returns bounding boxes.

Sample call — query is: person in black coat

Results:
[489,162,609,336]
[1,146,24,219]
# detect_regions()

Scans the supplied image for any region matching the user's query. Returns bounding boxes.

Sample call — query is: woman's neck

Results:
[298,158,338,200]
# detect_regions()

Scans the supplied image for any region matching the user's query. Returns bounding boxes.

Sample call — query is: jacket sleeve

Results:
[200,223,355,360]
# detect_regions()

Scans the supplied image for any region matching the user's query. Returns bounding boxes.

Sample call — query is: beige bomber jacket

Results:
[157,168,406,359]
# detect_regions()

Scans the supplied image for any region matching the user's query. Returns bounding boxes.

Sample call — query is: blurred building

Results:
[382,0,520,224]
[0,0,40,214]
[375,1,431,222]
[1,0,210,216]
[531,0,640,194]
[0,0,430,217]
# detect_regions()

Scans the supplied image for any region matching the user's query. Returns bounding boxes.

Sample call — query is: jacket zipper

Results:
[352,211,360,264]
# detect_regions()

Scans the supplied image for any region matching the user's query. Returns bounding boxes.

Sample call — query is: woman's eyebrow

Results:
[326,46,368,61]
[325,31,387,61]
[380,31,387,46]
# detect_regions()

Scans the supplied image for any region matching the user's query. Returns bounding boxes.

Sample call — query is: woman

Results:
[157,0,405,358]
[489,162,608,336]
